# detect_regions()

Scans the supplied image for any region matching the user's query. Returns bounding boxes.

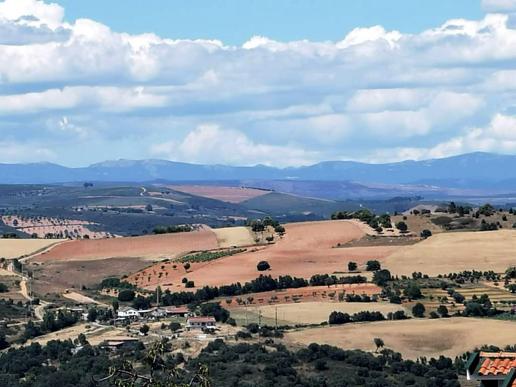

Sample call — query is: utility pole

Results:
[244,301,248,326]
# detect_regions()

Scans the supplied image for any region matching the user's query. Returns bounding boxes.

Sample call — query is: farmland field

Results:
[285,317,516,360]
[29,226,218,262]
[232,301,406,325]
[212,226,255,248]
[383,230,516,276]
[167,185,270,203]
[127,220,400,290]
[0,239,65,259]
[28,257,152,295]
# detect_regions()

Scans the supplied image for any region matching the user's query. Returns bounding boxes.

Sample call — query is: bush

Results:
[140,324,149,335]
[0,283,8,293]
[169,322,181,332]
[437,305,449,317]
[117,289,135,302]
[185,281,195,288]
[366,260,381,271]
[257,261,270,271]
[373,269,391,286]
[348,261,358,272]
[420,229,432,239]
[396,221,408,233]
[412,303,426,318]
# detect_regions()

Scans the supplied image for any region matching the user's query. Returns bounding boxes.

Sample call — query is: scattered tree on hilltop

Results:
[256,261,270,271]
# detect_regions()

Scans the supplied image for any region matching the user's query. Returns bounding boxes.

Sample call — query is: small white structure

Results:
[117,307,140,319]
[186,316,216,330]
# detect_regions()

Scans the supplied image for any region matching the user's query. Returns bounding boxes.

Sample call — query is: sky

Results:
[1,0,516,167]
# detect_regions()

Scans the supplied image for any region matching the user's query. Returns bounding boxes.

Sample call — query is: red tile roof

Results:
[478,353,516,376]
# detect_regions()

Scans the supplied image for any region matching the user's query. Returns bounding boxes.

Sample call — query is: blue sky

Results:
[1,0,516,167]
[53,0,483,45]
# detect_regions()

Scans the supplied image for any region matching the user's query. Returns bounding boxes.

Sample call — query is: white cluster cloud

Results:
[151,125,318,167]
[1,0,516,166]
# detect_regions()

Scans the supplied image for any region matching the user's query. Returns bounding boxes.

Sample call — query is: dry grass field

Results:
[127,220,400,290]
[383,230,516,276]
[30,226,219,262]
[0,239,65,259]
[212,226,255,248]
[167,185,270,203]
[28,257,152,295]
[285,317,516,360]
[233,301,406,325]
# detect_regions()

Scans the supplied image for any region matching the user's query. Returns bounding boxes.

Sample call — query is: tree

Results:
[366,260,381,271]
[169,322,181,332]
[87,308,98,322]
[437,305,449,317]
[396,221,408,233]
[274,225,285,235]
[140,324,150,335]
[184,263,191,272]
[0,283,8,293]
[348,261,357,272]
[374,338,384,353]
[77,333,89,346]
[118,289,135,302]
[420,229,432,239]
[145,204,153,212]
[505,266,516,279]
[373,269,391,286]
[403,283,423,300]
[112,300,119,312]
[412,302,426,318]
[257,261,271,271]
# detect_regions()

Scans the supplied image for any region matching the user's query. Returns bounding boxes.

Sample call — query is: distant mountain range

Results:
[1,152,516,191]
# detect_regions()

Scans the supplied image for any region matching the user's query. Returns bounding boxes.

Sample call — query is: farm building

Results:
[99,336,140,351]
[163,306,189,317]
[117,307,140,319]
[466,351,516,386]
[186,316,216,330]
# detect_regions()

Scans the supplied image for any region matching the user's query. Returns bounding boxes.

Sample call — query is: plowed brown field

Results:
[168,185,270,203]
[128,220,400,290]
[30,226,219,262]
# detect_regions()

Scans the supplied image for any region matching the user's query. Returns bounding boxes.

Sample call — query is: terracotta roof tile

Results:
[478,356,516,376]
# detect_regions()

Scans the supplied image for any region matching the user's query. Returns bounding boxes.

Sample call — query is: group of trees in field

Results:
[328,310,408,325]
[21,310,79,342]
[331,209,393,233]
[247,217,285,235]
[152,224,193,234]
[137,273,367,308]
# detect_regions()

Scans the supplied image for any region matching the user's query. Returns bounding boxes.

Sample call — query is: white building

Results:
[117,307,140,319]
[186,316,216,330]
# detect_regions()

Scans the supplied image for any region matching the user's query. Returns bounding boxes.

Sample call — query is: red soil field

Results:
[30,227,219,262]
[128,220,400,290]
[167,185,270,203]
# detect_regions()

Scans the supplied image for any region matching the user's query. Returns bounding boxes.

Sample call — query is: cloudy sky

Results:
[2,0,516,166]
